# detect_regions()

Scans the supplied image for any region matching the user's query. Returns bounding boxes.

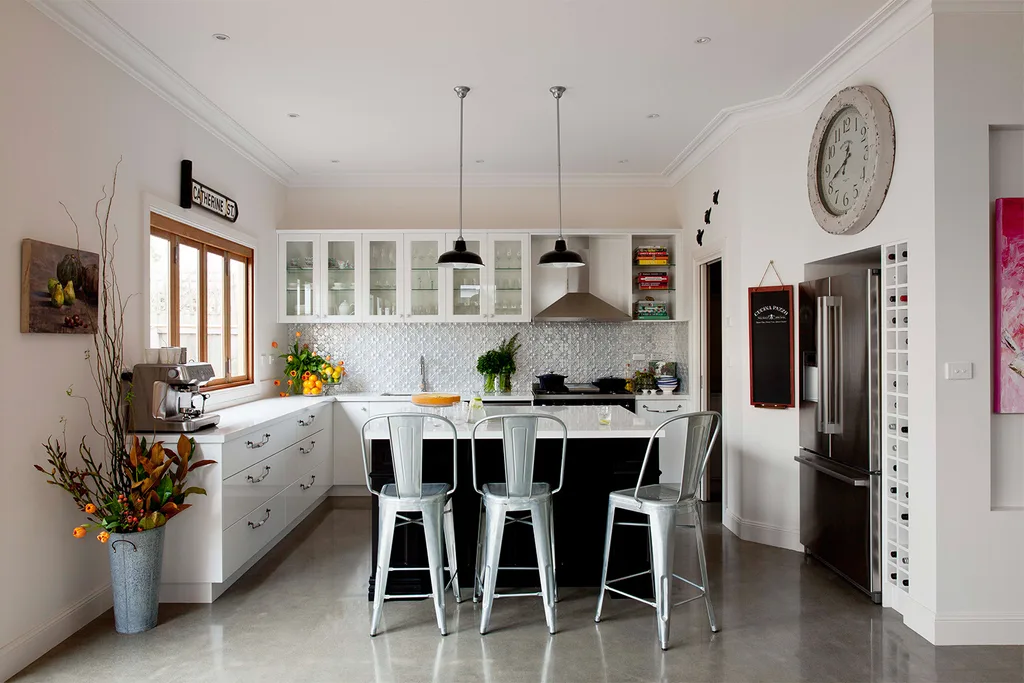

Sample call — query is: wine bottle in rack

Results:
[890,550,897,558]
[900,294,908,303]
[889,295,896,303]
[890,486,897,494]
[890,572,898,580]
[902,579,909,587]
[888,253,896,261]
[901,426,908,434]
[900,513,909,521]
[901,557,909,565]
[902,250,907,258]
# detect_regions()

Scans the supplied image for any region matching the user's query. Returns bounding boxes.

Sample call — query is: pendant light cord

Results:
[458,90,464,239]
[555,90,563,239]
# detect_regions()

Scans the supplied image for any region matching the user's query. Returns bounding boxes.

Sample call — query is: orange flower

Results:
[325,355,331,361]
[97,531,110,544]
[339,360,345,366]
[287,379,293,386]
[271,341,278,349]
[72,526,86,539]
[287,355,294,362]
[279,392,288,398]
[84,503,97,514]
[290,370,297,377]
[295,331,302,338]
[273,379,281,386]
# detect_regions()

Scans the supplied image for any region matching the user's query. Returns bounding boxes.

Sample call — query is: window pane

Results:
[149,235,170,348]
[207,251,224,379]
[229,258,247,377]
[178,243,200,363]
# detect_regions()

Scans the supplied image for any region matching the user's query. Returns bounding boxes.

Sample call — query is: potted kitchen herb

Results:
[34,161,215,634]
[476,349,502,394]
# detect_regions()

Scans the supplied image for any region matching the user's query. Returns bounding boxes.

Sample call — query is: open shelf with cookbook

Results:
[631,234,680,321]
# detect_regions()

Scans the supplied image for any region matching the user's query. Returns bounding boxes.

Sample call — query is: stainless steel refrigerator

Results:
[795,269,882,603]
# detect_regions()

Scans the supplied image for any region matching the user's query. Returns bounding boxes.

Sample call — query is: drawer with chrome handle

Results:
[247,508,271,529]
[297,414,317,428]
[299,440,316,455]
[246,433,271,449]
[641,403,683,414]
[246,466,271,484]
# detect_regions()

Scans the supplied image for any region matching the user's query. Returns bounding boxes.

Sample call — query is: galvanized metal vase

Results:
[107,526,165,634]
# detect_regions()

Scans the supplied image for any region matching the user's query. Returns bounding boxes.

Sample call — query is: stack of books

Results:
[634,246,670,265]
[634,299,669,320]
[637,272,670,290]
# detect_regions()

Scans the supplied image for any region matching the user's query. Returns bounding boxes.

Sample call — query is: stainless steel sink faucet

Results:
[419,355,427,392]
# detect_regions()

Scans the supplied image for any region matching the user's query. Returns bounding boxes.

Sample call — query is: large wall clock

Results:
[807,85,895,235]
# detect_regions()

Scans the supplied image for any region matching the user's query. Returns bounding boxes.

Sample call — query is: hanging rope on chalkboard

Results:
[756,259,785,288]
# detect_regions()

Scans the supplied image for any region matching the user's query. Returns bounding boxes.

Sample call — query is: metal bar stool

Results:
[470,413,567,635]
[594,411,722,650]
[361,413,462,637]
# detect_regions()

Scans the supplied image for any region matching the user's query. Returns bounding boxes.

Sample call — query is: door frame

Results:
[691,248,723,503]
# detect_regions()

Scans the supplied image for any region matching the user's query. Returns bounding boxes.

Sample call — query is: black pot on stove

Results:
[535,372,567,392]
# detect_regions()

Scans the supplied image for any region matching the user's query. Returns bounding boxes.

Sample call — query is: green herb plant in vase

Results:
[476,349,502,394]
[496,333,522,393]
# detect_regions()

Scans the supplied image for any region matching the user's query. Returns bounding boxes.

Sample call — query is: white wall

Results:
[283,185,679,231]
[932,10,1024,644]
[0,2,286,678]
[673,15,940,623]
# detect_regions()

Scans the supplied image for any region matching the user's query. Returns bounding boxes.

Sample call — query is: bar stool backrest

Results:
[360,413,458,499]
[471,413,568,497]
[637,411,721,505]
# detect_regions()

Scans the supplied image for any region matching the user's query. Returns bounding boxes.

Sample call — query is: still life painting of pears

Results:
[21,239,100,334]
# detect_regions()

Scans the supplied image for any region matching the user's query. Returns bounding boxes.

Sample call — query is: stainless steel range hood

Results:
[532,236,632,322]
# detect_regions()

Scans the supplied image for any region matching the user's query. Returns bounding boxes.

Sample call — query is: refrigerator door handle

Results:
[794,454,869,487]
[817,295,843,434]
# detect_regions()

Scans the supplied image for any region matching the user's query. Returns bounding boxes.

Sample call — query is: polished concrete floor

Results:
[12,502,1024,683]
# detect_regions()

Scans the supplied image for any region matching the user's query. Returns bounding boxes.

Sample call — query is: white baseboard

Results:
[722,507,802,552]
[0,583,111,682]
[933,613,1024,645]
[329,485,370,497]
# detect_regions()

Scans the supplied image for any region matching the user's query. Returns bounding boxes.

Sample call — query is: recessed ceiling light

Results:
[287,113,300,118]
[330,159,340,164]
[646,113,660,119]
[695,36,711,44]
[212,33,230,41]
[618,159,629,164]
[475,159,485,164]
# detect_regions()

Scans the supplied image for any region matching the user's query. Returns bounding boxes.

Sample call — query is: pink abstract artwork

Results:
[995,198,1024,413]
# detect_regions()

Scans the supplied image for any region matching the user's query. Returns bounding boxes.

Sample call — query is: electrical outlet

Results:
[632,353,646,361]
[945,361,973,380]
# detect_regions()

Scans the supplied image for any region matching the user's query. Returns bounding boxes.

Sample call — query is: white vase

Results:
[338,300,352,316]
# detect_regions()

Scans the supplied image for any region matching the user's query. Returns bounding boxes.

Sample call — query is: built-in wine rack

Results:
[883,241,909,594]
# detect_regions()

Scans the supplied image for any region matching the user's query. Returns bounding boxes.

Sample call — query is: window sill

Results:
[204,382,265,411]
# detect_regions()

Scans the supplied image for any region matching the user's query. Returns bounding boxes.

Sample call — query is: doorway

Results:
[699,259,723,502]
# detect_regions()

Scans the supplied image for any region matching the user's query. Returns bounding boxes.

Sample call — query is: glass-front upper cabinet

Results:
[361,236,404,322]
[443,233,487,322]
[321,234,362,322]
[487,234,530,322]
[278,233,321,322]
[404,234,445,322]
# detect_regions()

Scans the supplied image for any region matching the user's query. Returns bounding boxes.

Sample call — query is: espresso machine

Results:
[127,363,221,432]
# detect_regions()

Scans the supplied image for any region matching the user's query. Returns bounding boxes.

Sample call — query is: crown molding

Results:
[664,0,934,185]
[28,0,295,185]
[289,172,671,189]
[932,0,1024,12]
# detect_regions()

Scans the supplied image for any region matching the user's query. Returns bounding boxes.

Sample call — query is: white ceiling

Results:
[82,0,889,183]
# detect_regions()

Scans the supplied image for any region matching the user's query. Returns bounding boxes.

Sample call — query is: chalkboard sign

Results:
[748,285,795,408]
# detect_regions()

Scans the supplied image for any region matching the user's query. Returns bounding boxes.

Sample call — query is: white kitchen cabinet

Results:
[362,236,404,322]
[637,396,693,484]
[486,233,531,322]
[443,232,488,322]
[320,234,362,322]
[335,401,371,486]
[278,233,322,322]
[404,233,446,322]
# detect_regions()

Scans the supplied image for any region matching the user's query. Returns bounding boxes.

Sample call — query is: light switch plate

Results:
[632,353,646,361]
[945,361,973,380]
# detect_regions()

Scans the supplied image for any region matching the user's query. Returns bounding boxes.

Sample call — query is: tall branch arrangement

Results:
[35,160,214,541]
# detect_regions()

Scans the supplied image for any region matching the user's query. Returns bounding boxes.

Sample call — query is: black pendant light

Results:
[538,86,584,268]
[438,86,484,269]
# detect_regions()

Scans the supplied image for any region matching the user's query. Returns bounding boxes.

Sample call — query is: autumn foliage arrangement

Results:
[273,331,346,397]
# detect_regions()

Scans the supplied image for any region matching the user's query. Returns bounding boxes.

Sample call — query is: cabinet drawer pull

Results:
[300,474,317,491]
[247,466,271,483]
[642,404,682,413]
[246,433,271,449]
[299,441,316,455]
[248,509,271,529]
[298,414,316,427]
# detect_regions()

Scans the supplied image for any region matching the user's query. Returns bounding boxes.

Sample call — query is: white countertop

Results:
[363,405,658,440]
[329,392,535,403]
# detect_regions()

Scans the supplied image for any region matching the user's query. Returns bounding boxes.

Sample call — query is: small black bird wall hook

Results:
[696,229,705,246]
[712,189,720,205]
[704,207,712,224]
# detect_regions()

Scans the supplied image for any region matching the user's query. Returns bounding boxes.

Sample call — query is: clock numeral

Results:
[861,167,866,180]
[843,117,851,133]
[864,149,870,162]
[828,182,834,194]
[853,187,860,200]
[824,164,831,176]
[834,129,841,144]
[843,193,850,207]
[861,125,868,136]
[828,145,836,160]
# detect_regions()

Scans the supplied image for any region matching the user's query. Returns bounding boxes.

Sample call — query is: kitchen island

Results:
[365,405,661,600]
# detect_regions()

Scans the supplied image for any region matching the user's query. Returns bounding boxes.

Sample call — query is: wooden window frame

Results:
[150,213,254,391]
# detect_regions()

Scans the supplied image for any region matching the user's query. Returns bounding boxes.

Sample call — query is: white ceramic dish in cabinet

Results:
[221,420,297,480]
